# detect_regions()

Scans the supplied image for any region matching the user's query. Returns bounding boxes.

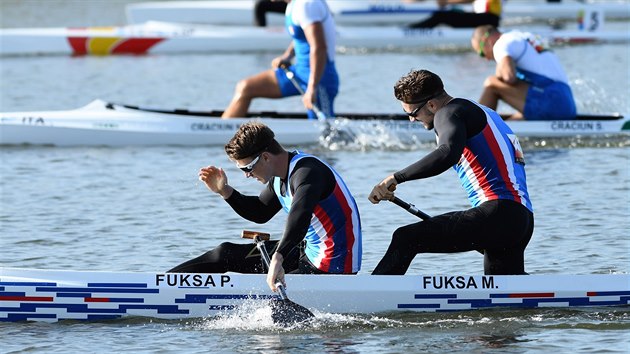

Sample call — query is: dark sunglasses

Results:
[403,104,424,118]
[478,31,490,58]
[403,91,443,118]
[236,154,261,173]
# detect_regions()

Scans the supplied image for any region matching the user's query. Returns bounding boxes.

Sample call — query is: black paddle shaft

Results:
[390,197,484,255]
[390,196,431,220]
[252,235,315,325]
[280,66,328,121]
[253,236,289,300]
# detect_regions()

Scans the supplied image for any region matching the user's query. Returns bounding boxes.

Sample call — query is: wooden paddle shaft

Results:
[241,230,270,241]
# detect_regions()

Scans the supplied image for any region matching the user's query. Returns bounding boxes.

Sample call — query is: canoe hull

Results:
[0,100,321,147]
[125,0,630,26]
[2,22,628,57]
[1,100,628,146]
[1,268,629,322]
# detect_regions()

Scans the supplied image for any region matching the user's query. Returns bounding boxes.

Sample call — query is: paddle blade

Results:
[270,299,314,326]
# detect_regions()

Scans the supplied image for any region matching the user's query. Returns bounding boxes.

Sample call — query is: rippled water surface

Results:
[1,1,629,353]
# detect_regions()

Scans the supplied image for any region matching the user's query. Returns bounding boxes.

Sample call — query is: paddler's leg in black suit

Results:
[483,210,533,275]
[254,0,288,27]
[371,200,532,275]
[408,11,500,29]
[167,240,300,274]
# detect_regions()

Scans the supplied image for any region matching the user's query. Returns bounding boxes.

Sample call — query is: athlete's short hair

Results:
[394,69,444,104]
[225,121,282,160]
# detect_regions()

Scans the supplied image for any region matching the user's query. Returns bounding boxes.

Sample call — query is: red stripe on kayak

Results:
[509,293,554,298]
[111,38,164,54]
[84,297,110,302]
[0,295,54,301]
[67,37,164,55]
[553,38,597,45]
[68,37,89,55]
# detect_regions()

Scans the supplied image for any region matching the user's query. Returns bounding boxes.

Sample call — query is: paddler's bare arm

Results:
[271,42,295,69]
[496,56,518,84]
[302,21,327,111]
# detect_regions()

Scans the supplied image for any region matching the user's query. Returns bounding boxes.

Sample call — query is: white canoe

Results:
[1,21,628,56]
[1,99,628,147]
[125,0,630,26]
[0,100,322,147]
[1,267,628,322]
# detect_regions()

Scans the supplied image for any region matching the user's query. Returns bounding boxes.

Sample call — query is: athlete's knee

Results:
[213,242,237,258]
[483,76,500,90]
[391,226,416,248]
[234,79,254,98]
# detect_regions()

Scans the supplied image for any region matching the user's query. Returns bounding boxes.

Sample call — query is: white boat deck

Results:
[1,267,629,322]
[1,21,628,57]
[1,100,628,147]
[125,0,630,26]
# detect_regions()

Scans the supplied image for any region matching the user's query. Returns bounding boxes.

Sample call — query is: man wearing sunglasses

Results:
[368,69,533,276]
[169,122,362,292]
[471,25,576,120]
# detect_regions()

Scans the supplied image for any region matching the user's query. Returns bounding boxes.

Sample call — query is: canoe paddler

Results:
[471,25,577,120]
[405,0,502,29]
[368,69,534,275]
[169,122,362,292]
[254,0,287,27]
[222,0,339,120]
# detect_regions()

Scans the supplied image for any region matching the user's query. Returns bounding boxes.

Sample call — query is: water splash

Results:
[195,299,315,332]
[318,118,630,151]
[319,119,435,151]
[193,306,630,333]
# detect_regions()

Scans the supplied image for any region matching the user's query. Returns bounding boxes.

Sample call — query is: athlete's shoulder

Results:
[289,155,335,194]
[456,98,500,120]
[297,0,328,21]
[293,154,327,170]
[437,99,488,132]
[441,98,480,115]
[292,155,332,178]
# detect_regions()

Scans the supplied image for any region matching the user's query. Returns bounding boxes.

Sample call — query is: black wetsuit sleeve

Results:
[225,183,282,223]
[393,99,485,183]
[275,158,335,257]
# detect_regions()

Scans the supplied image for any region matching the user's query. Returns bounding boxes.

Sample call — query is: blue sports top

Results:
[285,0,338,90]
[273,151,362,273]
[394,98,533,213]
[454,102,533,211]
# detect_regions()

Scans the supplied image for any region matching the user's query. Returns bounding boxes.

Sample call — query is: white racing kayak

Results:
[2,21,628,56]
[125,0,630,26]
[0,100,322,147]
[1,99,628,147]
[1,267,628,322]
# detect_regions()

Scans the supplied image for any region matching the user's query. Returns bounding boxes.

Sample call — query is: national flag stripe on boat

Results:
[1,268,629,322]
[2,21,629,57]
